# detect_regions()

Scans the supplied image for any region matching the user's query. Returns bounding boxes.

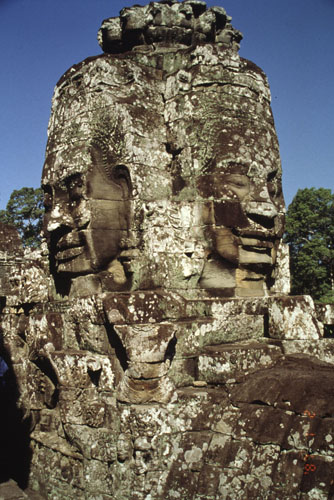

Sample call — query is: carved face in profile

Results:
[197,121,285,292]
[42,144,130,278]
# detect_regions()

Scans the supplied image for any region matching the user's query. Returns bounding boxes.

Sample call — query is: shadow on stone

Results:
[0,333,32,489]
[105,323,129,372]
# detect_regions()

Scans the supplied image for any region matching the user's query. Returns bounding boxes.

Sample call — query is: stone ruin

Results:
[1,1,334,498]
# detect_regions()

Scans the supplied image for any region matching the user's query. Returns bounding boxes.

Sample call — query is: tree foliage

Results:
[284,187,334,302]
[0,187,44,248]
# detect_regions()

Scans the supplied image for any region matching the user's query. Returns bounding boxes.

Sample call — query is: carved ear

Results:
[112,165,132,197]
[90,143,131,194]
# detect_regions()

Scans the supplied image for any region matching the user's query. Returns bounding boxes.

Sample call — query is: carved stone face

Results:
[206,164,284,264]
[42,144,130,277]
[41,42,286,296]
[198,122,285,292]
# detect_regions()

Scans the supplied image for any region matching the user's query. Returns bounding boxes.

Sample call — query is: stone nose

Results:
[47,203,75,232]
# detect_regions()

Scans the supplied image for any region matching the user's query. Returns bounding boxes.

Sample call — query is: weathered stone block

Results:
[114,323,176,362]
[268,295,323,340]
[168,357,196,387]
[197,341,282,384]
[83,459,113,495]
[26,312,64,352]
[1,314,29,364]
[49,351,117,391]
[231,356,334,416]
[5,259,49,306]
[208,434,243,469]
[282,339,334,365]
[272,450,310,496]
[103,291,187,324]
[161,468,200,500]
[0,222,24,256]
[29,442,85,499]
[58,388,111,427]
[63,424,118,462]
[169,387,228,432]
[175,309,264,358]
[232,404,293,447]
[33,408,62,434]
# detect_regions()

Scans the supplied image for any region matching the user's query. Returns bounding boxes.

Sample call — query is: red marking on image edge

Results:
[302,410,318,476]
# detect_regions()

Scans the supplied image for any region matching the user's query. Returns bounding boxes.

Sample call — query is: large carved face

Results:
[41,44,285,296]
[42,144,130,277]
[197,121,285,292]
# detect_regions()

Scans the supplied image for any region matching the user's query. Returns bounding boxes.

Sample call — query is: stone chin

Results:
[238,239,276,268]
[238,248,274,267]
[200,225,279,294]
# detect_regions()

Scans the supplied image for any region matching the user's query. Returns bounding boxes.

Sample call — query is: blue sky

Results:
[0,0,333,210]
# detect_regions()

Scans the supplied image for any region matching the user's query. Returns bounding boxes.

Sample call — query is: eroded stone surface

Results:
[98,1,242,54]
[41,0,286,300]
[1,2,334,499]
[2,285,334,499]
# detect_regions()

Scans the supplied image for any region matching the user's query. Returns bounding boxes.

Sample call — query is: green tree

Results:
[284,187,334,302]
[0,187,44,248]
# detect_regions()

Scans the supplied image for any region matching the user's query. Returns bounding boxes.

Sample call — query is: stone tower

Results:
[1,2,334,499]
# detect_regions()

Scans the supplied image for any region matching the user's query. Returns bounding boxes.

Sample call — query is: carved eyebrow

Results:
[216,162,250,174]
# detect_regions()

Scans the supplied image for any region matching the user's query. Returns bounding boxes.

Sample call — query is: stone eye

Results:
[43,189,53,212]
[67,175,84,202]
[225,174,249,193]
[231,179,248,188]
